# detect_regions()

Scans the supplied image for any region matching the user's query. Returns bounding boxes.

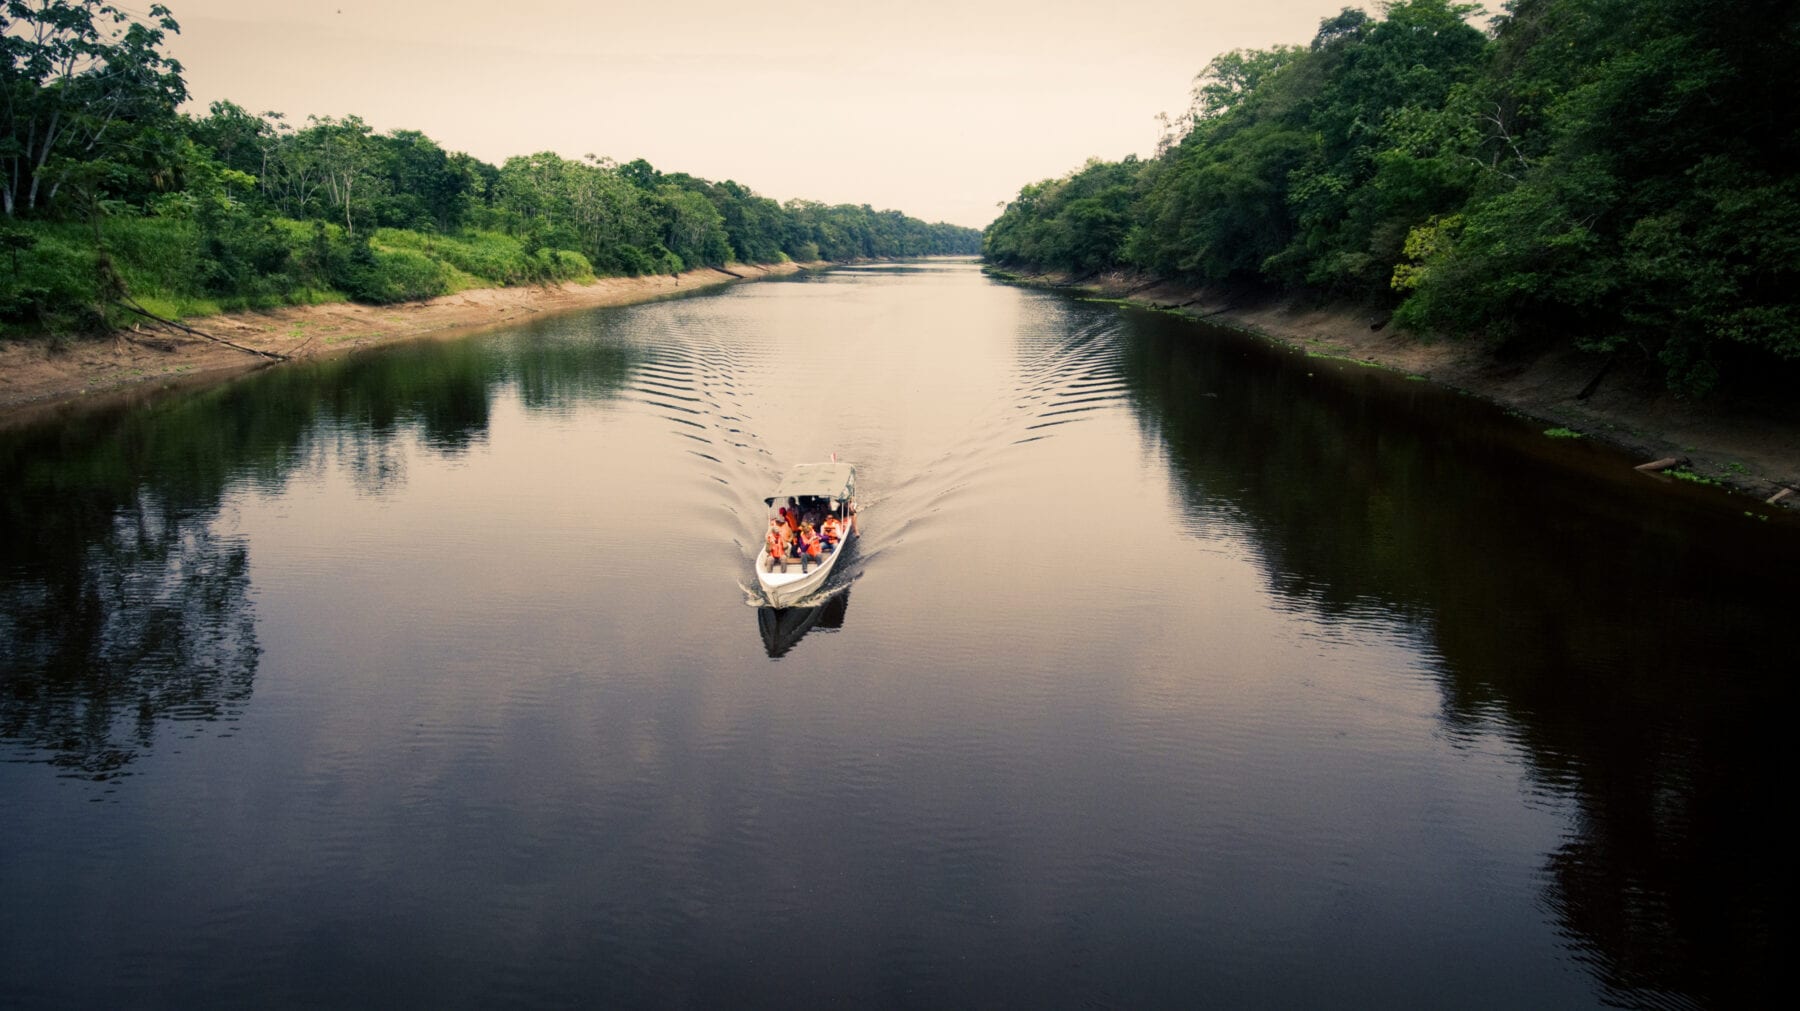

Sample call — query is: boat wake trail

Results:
[858,300,1131,564]
[596,271,1141,600]
[606,304,822,581]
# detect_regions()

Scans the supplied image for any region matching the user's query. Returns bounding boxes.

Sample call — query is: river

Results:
[1,260,1789,1008]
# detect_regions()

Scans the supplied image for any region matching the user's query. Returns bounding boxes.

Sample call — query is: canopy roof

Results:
[766,462,856,503]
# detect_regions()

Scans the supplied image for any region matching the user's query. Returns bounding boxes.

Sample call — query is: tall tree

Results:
[0,0,187,216]
[302,114,379,237]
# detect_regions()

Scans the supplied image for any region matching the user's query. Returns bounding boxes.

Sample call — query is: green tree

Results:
[654,183,729,268]
[0,0,188,216]
[371,129,476,232]
[984,157,1143,273]
[1397,0,1800,393]
[300,114,380,236]
[1269,0,1488,290]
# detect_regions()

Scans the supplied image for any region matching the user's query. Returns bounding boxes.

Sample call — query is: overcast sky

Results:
[157,0,1368,228]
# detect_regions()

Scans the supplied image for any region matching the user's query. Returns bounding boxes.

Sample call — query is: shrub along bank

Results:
[3,217,599,332]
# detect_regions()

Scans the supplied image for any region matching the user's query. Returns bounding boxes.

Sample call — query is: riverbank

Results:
[0,261,818,427]
[988,266,1799,507]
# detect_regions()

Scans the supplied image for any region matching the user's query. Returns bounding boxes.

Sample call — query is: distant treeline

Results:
[0,2,980,336]
[984,0,1800,395]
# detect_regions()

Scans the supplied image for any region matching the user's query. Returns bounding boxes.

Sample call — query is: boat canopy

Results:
[765,462,856,504]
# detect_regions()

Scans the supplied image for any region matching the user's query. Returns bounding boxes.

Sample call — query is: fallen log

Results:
[1767,488,1794,506]
[1575,356,1616,401]
[1634,456,1688,473]
[120,329,179,353]
[284,332,319,358]
[115,299,287,362]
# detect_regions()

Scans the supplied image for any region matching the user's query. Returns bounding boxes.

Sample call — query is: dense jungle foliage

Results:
[984,0,1800,396]
[0,1,980,337]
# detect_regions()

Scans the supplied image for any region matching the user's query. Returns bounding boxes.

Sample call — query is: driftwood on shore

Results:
[1767,488,1794,506]
[1575,356,1616,401]
[116,298,288,362]
[121,325,178,352]
[1634,456,1688,473]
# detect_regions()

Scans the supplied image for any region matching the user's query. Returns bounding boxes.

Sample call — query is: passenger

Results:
[765,525,783,570]
[799,522,823,570]
[821,515,841,550]
[766,520,790,570]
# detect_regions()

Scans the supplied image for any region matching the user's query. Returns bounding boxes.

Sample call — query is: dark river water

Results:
[2,260,1792,1008]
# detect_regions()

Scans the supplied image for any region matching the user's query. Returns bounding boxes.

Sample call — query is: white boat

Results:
[756,462,857,607]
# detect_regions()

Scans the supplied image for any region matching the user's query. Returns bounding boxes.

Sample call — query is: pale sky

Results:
[155,0,1370,228]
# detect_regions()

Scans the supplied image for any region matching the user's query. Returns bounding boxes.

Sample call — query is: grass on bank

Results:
[0,216,596,340]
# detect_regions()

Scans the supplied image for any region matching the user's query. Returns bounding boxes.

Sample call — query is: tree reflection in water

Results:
[1109,309,1793,1007]
[0,499,258,779]
[0,317,640,781]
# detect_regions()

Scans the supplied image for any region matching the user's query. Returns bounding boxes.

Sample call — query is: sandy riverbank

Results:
[0,261,818,428]
[992,267,1799,507]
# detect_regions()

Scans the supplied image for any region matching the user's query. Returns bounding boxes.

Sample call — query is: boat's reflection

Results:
[757,589,852,659]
